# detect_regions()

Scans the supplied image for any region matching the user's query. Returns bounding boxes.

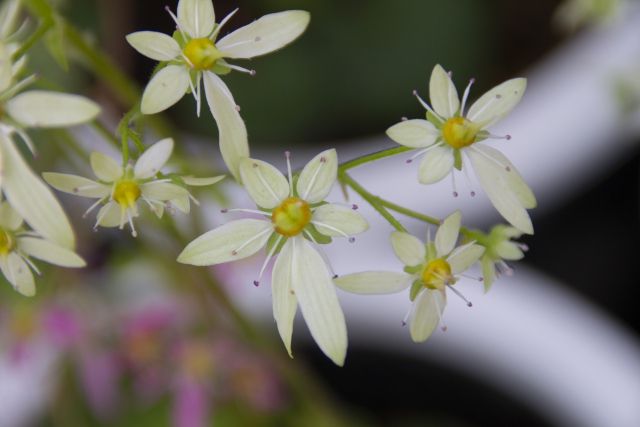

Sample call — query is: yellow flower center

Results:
[0,228,15,256]
[183,38,223,70]
[272,197,312,237]
[442,117,479,149]
[421,258,454,290]
[113,180,141,209]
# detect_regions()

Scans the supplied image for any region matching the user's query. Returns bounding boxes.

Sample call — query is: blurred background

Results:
[2,0,640,426]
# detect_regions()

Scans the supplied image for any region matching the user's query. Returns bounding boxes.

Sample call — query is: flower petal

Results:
[271,238,298,357]
[312,204,368,237]
[435,210,461,257]
[125,31,181,61]
[177,219,272,266]
[481,256,497,293]
[0,201,23,230]
[0,253,35,296]
[238,157,289,209]
[390,231,425,267]
[429,64,459,118]
[291,237,347,366]
[418,146,453,184]
[96,202,121,228]
[0,135,75,249]
[140,182,190,201]
[296,149,337,204]
[467,147,534,234]
[43,172,110,198]
[334,271,412,295]
[177,0,215,39]
[134,138,174,179]
[18,237,85,268]
[0,43,12,92]
[410,289,446,342]
[467,78,526,127]
[386,119,439,148]
[202,72,249,182]
[6,91,100,128]
[447,242,484,274]
[90,152,122,182]
[181,175,225,186]
[495,241,524,260]
[141,65,190,115]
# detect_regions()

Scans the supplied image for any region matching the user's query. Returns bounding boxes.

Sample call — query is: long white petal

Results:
[141,65,190,115]
[42,173,110,198]
[0,201,23,230]
[447,242,485,274]
[181,175,225,186]
[238,157,289,209]
[312,204,368,237]
[125,31,181,61]
[202,72,249,181]
[429,64,459,118]
[467,78,526,127]
[410,289,446,342]
[296,148,337,204]
[18,237,85,268]
[6,91,100,128]
[386,119,439,148]
[177,0,215,39]
[0,135,75,249]
[217,10,310,59]
[292,237,347,366]
[90,152,122,182]
[271,238,297,357]
[390,231,425,267]
[134,138,174,179]
[435,210,461,257]
[335,271,412,295]
[177,219,272,265]
[0,253,35,296]
[418,146,453,184]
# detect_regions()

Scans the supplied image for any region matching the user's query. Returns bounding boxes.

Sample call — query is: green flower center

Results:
[113,180,141,209]
[0,228,15,255]
[183,38,223,70]
[272,197,312,237]
[442,117,478,149]
[421,258,454,290]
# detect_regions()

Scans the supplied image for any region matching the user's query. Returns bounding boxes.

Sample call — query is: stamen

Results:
[401,306,411,327]
[210,8,239,40]
[517,243,529,252]
[301,157,326,200]
[187,74,200,117]
[222,208,271,217]
[401,116,408,121]
[461,165,476,197]
[83,198,106,218]
[469,146,511,172]
[14,127,37,156]
[451,171,459,198]
[195,73,202,117]
[351,204,358,210]
[412,90,444,122]
[460,78,475,116]
[311,221,350,238]
[231,227,272,256]
[486,132,512,141]
[254,235,283,287]
[23,256,41,276]
[460,273,483,282]
[225,63,256,75]
[497,260,514,276]
[285,151,294,195]
[164,6,187,42]
[406,143,440,164]
[432,292,448,332]
[127,211,138,237]
[94,203,113,230]
[447,284,472,307]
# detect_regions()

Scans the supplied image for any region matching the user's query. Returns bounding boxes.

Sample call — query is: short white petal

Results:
[494,241,524,260]
[410,289,446,342]
[203,72,249,181]
[170,196,190,214]
[335,271,412,295]
[418,146,454,184]
[481,256,497,293]
[177,219,272,266]
[467,147,534,234]
[292,237,347,366]
[271,238,297,357]
[217,10,310,59]
[125,31,181,61]
[467,78,526,126]
[238,157,289,209]
[1,253,35,296]
[390,231,425,267]
[42,172,110,198]
[140,182,190,201]
[141,65,190,115]
[0,135,75,249]
[6,91,100,128]
[18,237,86,268]
[177,0,215,39]
[181,175,225,186]
[0,201,23,230]
[435,210,461,257]
[386,119,439,148]
[312,204,368,237]
[90,152,122,182]
[134,138,174,179]
[296,149,337,204]
[429,64,459,118]
[447,242,485,274]
[96,202,122,228]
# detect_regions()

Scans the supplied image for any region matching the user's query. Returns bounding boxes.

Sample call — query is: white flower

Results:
[43,138,224,237]
[335,211,484,342]
[0,200,85,296]
[554,0,622,31]
[387,64,537,234]
[178,149,369,365]
[126,0,310,180]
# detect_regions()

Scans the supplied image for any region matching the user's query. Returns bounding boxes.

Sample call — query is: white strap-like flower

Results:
[335,211,484,342]
[178,149,368,365]
[44,138,224,237]
[126,0,310,181]
[387,65,537,234]
[0,201,85,296]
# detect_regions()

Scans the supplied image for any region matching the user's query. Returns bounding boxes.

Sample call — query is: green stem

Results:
[11,18,54,61]
[117,106,140,166]
[339,145,412,172]
[378,198,440,226]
